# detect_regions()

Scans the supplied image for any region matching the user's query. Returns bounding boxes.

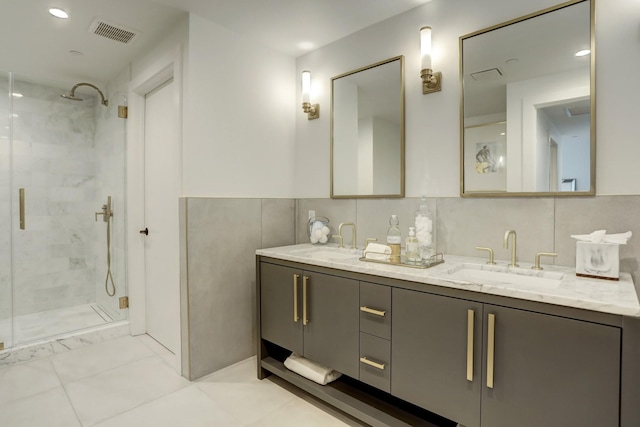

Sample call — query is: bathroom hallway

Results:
[0,334,364,426]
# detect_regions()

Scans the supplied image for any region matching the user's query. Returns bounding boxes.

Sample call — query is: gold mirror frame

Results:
[330,56,405,199]
[459,0,595,197]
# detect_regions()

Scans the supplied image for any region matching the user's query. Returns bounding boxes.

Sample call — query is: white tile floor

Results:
[0,334,366,427]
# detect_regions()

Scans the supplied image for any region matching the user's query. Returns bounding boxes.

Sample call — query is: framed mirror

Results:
[460,0,594,197]
[331,56,405,198]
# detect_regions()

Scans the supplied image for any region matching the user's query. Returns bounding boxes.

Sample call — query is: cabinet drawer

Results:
[360,282,391,339]
[360,332,391,393]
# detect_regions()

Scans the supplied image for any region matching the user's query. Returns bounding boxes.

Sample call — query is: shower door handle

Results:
[139,227,148,235]
[19,188,25,230]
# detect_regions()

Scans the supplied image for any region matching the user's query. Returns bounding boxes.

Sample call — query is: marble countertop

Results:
[257,243,640,318]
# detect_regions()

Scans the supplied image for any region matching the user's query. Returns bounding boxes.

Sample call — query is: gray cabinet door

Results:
[260,262,303,355]
[482,304,620,427]
[392,288,483,427]
[303,271,360,379]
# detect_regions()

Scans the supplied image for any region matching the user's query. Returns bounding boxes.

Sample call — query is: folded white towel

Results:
[571,230,632,245]
[363,243,391,262]
[284,353,342,385]
[603,231,632,244]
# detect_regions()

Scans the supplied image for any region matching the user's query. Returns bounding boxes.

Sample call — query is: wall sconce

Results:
[301,70,320,120]
[420,26,442,94]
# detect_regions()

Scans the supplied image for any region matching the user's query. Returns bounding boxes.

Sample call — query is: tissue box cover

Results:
[576,241,619,280]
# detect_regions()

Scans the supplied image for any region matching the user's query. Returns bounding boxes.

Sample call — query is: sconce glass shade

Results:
[301,70,311,104]
[301,70,319,120]
[420,26,432,71]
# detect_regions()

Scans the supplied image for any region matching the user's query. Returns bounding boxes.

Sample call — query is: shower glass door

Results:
[7,76,128,348]
[0,71,13,350]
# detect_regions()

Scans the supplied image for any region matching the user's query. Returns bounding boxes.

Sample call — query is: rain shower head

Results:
[60,82,109,106]
[60,93,83,102]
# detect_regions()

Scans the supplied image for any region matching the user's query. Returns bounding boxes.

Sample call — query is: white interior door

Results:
[143,78,180,354]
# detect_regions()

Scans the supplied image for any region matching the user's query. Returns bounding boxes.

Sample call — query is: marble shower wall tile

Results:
[555,196,640,283]
[436,197,555,264]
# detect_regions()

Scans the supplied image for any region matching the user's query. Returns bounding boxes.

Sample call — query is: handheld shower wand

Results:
[96,196,116,297]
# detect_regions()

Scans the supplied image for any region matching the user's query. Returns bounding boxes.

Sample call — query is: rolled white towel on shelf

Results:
[363,242,391,261]
[284,353,342,385]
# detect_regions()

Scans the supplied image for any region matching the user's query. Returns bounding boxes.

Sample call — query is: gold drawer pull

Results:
[360,357,385,370]
[360,306,386,317]
[487,313,496,389]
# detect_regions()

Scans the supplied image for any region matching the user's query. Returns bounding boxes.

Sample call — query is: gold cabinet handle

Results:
[360,357,385,370]
[467,309,474,382]
[360,306,386,317]
[302,276,309,326]
[487,313,496,389]
[19,188,25,230]
[293,274,300,322]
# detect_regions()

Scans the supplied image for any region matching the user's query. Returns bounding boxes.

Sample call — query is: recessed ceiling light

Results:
[505,58,519,65]
[49,8,69,19]
[69,50,84,56]
[298,41,315,51]
[575,49,591,57]
[11,92,23,98]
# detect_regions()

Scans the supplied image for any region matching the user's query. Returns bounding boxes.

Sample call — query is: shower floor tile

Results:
[0,303,109,346]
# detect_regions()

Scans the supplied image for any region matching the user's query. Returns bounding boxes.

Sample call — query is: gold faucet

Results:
[503,230,518,268]
[475,246,496,264]
[532,252,557,270]
[338,222,357,249]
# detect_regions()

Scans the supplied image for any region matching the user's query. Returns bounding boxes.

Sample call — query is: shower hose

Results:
[105,213,116,297]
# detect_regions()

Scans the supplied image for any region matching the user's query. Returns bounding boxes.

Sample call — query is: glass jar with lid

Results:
[415,197,434,260]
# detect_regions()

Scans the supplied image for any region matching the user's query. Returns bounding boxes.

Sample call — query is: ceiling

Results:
[0,0,430,89]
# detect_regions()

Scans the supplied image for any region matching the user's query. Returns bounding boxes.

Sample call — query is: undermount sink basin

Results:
[290,247,361,261]
[444,263,563,289]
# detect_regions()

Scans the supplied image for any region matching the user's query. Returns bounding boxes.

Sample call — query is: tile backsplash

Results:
[295,196,640,285]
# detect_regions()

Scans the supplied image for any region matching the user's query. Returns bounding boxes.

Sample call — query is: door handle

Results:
[302,275,309,326]
[467,309,474,382]
[139,227,149,235]
[293,274,300,322]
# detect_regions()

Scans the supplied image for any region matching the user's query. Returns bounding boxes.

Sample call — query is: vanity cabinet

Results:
[481,304,620,427]
[392,286,621,427]
[392,288,483,427]
[260,262,360,378]
[258,256,629,427]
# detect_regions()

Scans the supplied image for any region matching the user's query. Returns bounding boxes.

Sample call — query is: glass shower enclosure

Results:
[0,71,127,351]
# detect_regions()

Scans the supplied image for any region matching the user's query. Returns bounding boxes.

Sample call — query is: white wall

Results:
[295,0,640,197]
[183,14,296,198]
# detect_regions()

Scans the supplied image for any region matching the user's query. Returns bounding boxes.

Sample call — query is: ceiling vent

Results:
[89,18,139,44]
[470,68,503,82]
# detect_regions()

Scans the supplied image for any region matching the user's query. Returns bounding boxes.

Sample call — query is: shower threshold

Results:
[0,303,115,348]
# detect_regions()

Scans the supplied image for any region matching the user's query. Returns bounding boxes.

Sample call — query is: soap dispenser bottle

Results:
[387,214,401,264]
[415,197,434,260]
[406,227,420,263]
